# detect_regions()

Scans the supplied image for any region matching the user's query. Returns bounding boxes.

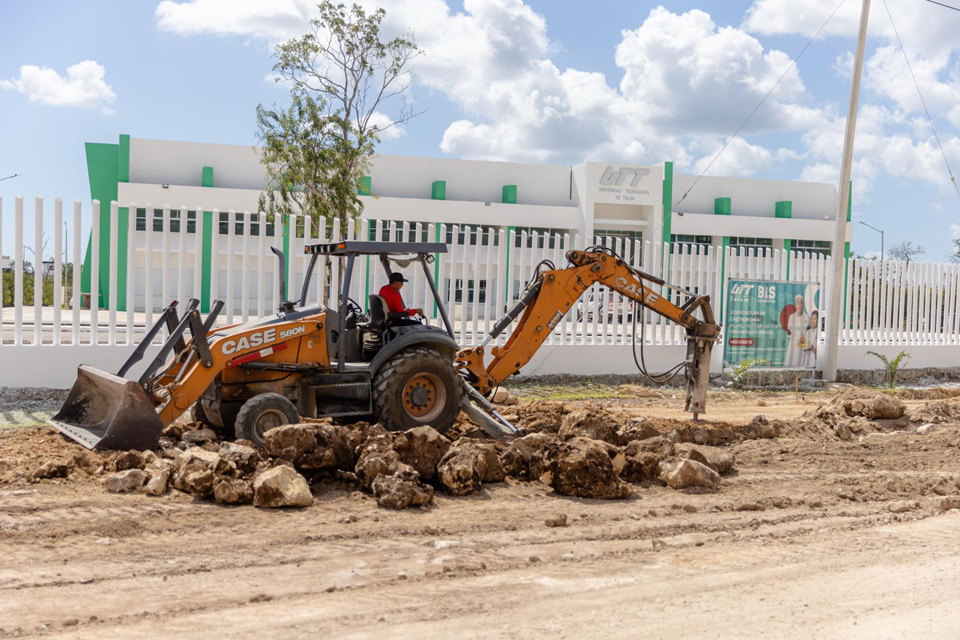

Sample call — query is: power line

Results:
[922,0,960,13]
[882,0,960,200]
[672,0,848,210]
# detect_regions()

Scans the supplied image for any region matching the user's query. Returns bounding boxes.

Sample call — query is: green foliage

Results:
[2,262,75,307]
[730,359,770,390]
[865,350,910,388]
[258,1,421,237]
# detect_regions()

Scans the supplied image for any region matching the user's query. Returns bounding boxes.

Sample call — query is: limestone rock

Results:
[544,514,568,527]
[105,469,147,493]
[618,436,674,483]
[393,426,451,481]
[888,500,919,513]
[934,496,960,511]
[500,432,561,480]
[674,443,736,475]
[437,440,505,496]
[218,441,265,475]
[861,395,905,420]
[558,409,619,445]
[142,467,171,496]
[182,428,217,444]
[263,424,357,472]
[108,450,144,472]
[214,477,254,504]
[549,437,630,499]
[253,466,313,508]
[504,395,519,406]
[616,418,659,445]
[491,388,510,404]
[173,447,233,496]
[658,459,720,491]
[355,434,415,489]
[371,472,434,510]
[30,461,69,480]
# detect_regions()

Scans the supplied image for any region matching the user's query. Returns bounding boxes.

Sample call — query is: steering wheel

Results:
[345,297,364,315]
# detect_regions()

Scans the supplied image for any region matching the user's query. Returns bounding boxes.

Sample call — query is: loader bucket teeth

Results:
[49,365,163,451]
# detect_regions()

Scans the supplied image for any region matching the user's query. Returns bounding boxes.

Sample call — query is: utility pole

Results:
[824,0,871,382]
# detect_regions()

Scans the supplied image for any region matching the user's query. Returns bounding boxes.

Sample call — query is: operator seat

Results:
[367,295,390,331]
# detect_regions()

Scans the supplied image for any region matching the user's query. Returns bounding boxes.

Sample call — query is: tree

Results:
[952,237,960,264]
[888,241,924,264]
[257,2,420,238]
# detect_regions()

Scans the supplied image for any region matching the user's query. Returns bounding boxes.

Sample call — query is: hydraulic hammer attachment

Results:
[684,336,713,419]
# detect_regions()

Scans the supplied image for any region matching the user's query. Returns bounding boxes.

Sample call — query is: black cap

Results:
[389,272,409,283]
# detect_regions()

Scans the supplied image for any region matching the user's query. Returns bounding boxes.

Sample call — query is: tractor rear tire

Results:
[234,393,300,448]
[373,347,460,434]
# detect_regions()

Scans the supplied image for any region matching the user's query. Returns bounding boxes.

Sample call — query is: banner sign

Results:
[723,279,821,369]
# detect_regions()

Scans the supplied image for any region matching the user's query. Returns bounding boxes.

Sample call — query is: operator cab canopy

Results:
[306,241,447,257]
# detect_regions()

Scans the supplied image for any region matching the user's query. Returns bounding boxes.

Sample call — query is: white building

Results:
[81,135,853,309]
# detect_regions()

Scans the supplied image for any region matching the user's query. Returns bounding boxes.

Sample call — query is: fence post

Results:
[34,196,44,345]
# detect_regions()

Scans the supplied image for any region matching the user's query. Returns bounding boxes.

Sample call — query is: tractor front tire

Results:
[234,393,300,448]
[373,347,460,434]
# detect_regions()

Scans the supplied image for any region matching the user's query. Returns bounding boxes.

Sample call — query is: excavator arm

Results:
[456,249,720,426]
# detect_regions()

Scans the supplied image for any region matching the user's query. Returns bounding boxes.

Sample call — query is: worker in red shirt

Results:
[378,272,423,326]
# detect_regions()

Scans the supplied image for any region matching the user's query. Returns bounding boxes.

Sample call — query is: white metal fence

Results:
[3,195,960,386]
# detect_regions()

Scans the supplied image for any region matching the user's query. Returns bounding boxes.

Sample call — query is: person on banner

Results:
[804,310,820,361]
[378,272,423,327]
[783,295,814,367]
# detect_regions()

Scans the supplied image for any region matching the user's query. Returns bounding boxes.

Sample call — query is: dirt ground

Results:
[2,385,960,639]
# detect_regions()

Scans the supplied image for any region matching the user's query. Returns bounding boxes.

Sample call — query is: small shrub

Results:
[865,350,910,388]
[730,359,770,390]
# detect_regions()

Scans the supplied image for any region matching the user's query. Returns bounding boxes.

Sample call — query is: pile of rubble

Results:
[85,406,778,510]
[804,389,909,440]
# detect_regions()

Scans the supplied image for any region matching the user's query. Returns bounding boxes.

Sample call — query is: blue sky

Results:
[1,0,959,261]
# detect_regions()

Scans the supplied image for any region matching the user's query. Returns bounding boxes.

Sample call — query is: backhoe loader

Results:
[51,242,719,451]
[51,242,471,450]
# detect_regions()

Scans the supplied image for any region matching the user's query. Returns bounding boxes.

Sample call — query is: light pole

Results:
[857,220,884,262]
[824,0,871,382]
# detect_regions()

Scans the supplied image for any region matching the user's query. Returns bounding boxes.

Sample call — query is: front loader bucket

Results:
[49,365,163,451]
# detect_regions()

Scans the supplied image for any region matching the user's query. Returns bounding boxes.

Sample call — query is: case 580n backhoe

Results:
[51,242,719,451]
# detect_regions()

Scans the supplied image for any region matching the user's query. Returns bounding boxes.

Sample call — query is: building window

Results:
[729,236,773,255]
[670,234,712,254]
[595,229,643,262]
[135,208,196,233]
[368,221,430,243]
[793,239,831,256]
[444,224,499,246]
[514,227,564,249]
[445,278,486,304]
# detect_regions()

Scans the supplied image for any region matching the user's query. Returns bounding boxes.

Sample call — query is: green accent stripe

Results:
[432,180,446,200]
[81,142,120,307]
[784,238,792,279]
[118,134,130,183]
[661,161,673,274]
[502,185,517,204]
[200,166,214,311]
[714,197,731,215]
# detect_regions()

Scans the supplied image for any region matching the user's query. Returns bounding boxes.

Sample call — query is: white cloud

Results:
[692,138,773,177]
[156,0,311,40]
[0,60,116,111]
[367,111,406,141]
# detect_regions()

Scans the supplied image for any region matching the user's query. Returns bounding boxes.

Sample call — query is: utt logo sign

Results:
[599,166,650,187]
